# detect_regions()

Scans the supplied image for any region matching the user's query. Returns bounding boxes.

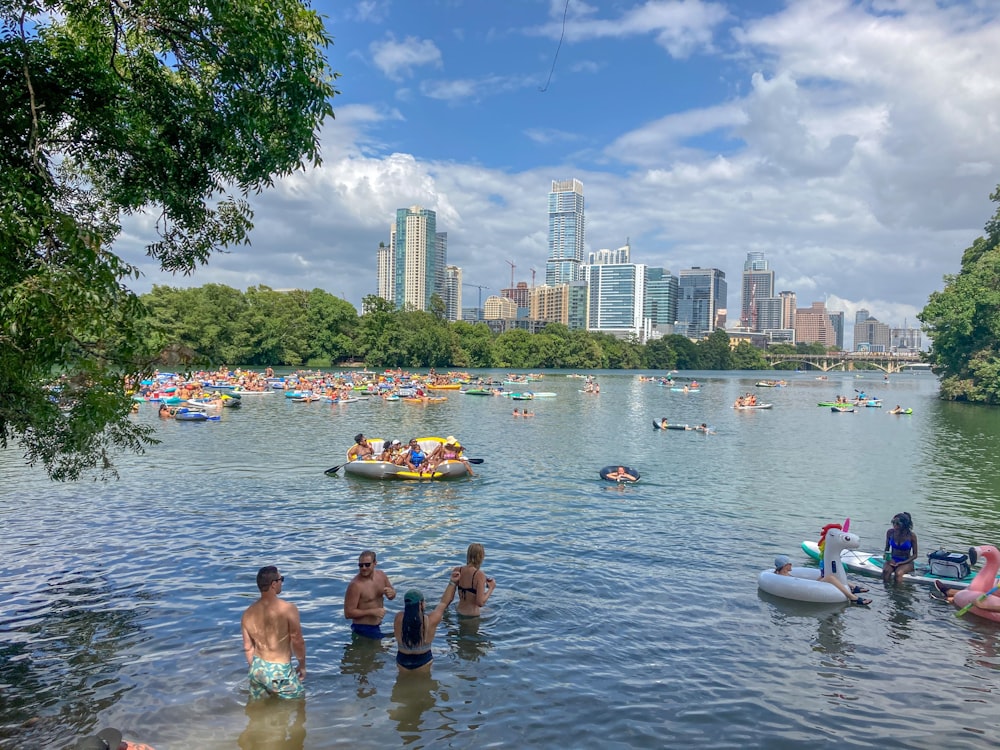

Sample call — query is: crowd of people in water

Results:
[241,544,496,702]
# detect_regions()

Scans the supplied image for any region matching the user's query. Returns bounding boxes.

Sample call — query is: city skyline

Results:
[115,2,1000,335]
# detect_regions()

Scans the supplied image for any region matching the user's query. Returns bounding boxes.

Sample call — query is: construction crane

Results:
[462,283,490,310]
[505,259,516,288]
[530,267,536,287]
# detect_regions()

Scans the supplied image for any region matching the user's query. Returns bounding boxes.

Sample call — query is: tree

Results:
[1,2,338,478]
[697,329,734,370]
[919,185,1000,403]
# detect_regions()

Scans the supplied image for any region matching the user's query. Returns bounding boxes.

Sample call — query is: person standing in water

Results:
[241,566,306,699]
[393,572,459,673]
[453,543,496,617]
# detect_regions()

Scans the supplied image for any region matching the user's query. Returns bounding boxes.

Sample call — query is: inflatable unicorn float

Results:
[759,520,867,603]
[950,545,1000,623]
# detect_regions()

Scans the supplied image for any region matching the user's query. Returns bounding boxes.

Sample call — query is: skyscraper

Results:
[740,252,775,331]
[444,265,462,322]
[546,179,585,286]
[677,268,727,338]
[644,267,679,335]
[585,262,647,340]
[391,206,444,311]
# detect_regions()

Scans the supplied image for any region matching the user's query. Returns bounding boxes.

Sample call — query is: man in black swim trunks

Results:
[344,550,396,639]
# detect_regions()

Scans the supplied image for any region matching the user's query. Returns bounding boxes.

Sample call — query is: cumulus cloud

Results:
[370,34,442,80]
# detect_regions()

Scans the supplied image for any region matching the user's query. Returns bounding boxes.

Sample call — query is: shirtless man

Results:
[346,433,375,461]
[241,566,306,700]
[344,550,396,639]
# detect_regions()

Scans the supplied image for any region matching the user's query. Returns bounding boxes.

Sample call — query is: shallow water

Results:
[3,370,1000,749]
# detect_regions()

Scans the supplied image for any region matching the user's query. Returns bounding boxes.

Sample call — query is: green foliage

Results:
[1,1,338,479]
[920,185,1000,403]
[731,341,768,370]
[696,329,734,369]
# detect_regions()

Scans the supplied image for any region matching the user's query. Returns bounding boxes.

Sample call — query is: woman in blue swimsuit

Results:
[883,512,918,584]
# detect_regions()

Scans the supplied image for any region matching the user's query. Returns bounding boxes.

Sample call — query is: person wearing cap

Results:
[424,436,474,476]
[344,550,396,639]
[393,571,461,672]
[773,554,871,605]
[241,566,307,699]
[347,433,375,461]
[76,727,156,750]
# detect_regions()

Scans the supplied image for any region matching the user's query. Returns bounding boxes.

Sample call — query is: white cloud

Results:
[370,34,443,80]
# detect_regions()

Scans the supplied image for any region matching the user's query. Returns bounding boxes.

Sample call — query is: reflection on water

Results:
[389,673,453,742]
[340,635,391,698]
[445,614,495,663]
[237,697,306,750]
[7,370,1000,748]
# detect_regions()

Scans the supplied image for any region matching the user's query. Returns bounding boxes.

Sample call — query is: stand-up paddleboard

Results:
[801,541,976,589]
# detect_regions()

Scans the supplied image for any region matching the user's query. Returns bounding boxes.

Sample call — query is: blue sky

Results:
[119,0,1000,334]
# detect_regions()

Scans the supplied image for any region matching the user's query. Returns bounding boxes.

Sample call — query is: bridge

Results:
[761,351,927,374]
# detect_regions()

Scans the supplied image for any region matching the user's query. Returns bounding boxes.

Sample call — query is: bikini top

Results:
[457,568,480,598]
[888,534,913,554]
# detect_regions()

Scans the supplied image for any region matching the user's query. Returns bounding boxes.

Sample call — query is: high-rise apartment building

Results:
[387,206,446,311]
[376,240,393,302]
[546,179,585,286]
[677,267,727,338]
[444,266,462,322]
[779,291,797,331]
[588,244,630,265]
[528,282,588,330]
[483,295,517,320]
[740,252,775,331]
[502,281,530,310]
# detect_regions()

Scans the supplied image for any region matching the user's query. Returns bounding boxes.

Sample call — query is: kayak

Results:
[734,403,772,410]
[670,387,700,393]
[889,409,914,415]
[599,465,640,483]
[800,541,977,589]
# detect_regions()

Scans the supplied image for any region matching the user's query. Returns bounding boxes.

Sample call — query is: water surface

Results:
[2,370,1000,749]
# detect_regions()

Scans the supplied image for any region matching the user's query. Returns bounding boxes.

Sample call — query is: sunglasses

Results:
[272,576,285,584]
[358,562,373,568]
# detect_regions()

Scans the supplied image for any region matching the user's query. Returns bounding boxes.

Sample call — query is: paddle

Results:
[955,585,1000,617]
[466,458,484,464]
[324,458,357,476]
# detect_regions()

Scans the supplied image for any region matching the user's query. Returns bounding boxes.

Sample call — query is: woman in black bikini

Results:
[393,573,459,673]
[454,543,496,617]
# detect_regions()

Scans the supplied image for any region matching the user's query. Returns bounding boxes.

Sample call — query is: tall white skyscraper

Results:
[546,179,585,286]
[389,206,446,311]
[585,262,647,341]
[444,265,462,322]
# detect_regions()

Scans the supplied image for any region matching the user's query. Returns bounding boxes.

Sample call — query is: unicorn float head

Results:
[817,519,861,587]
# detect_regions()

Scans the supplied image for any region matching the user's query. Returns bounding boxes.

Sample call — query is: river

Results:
[2,369,1000,749]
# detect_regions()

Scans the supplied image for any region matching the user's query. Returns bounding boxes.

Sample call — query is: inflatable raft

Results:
[759,523,860,603]
[343,437,472,480]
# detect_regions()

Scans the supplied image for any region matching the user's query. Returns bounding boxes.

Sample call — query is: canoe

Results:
[599,465,640,483]
[817,402,843,407]
[801,541,976,589]
[734,403,772,410]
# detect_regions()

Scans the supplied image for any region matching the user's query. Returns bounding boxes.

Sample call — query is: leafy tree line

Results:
[920,184,1000,403]
[2,1,338,479]
[141,287,780,371]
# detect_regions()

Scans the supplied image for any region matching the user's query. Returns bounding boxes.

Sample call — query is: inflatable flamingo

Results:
[952,545,1000,623]
[758,522,860,603]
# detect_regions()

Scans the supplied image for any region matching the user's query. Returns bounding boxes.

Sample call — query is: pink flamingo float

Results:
[952,545,1000,623]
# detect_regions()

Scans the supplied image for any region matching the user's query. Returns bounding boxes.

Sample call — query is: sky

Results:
[116,0,1000,336]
